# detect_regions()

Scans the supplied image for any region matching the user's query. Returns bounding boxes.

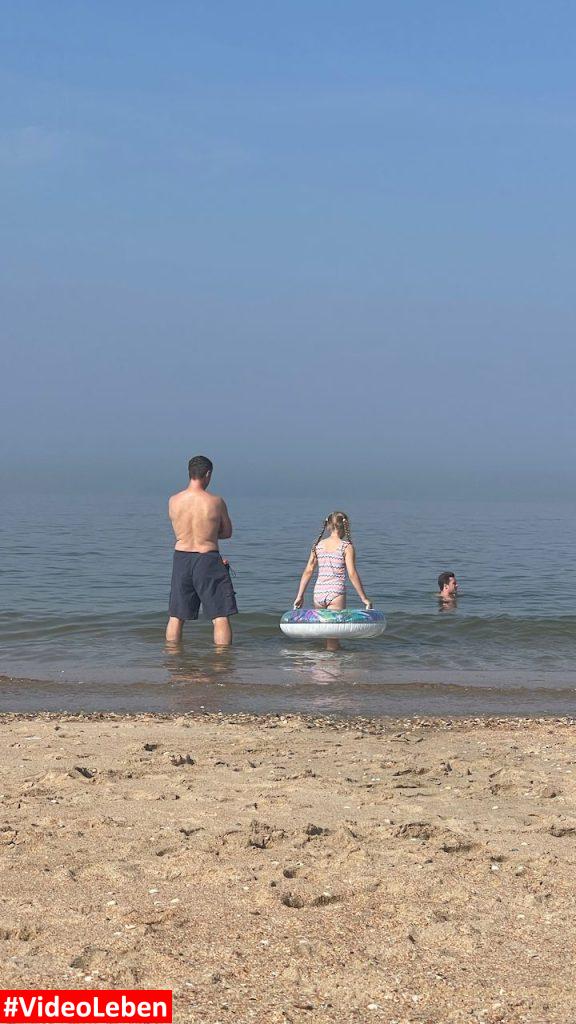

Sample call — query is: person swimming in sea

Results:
[437,571,458,608]
[293,511,372,650]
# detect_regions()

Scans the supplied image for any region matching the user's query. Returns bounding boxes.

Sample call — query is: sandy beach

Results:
[1,711,575,1023]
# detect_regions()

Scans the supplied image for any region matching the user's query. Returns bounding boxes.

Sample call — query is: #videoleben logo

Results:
[0,991,172,1024]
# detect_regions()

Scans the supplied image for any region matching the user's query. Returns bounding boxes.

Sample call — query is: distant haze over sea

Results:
[2,5,575,504]
[3,455,576,502]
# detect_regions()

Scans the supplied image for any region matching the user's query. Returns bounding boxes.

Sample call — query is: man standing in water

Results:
[166,456,237,645]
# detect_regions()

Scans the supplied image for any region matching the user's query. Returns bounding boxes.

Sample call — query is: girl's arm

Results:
[344,544,372,609]
[293,548,317,608]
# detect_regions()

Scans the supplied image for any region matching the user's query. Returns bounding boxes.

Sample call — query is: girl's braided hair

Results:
[313,511,351,551]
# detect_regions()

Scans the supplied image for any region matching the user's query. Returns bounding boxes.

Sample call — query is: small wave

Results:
[2,608,576,646]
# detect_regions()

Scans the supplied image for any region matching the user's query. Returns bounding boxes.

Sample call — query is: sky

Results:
[1,0,575,498]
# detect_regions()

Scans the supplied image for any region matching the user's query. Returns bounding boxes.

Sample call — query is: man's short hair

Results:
[188,455,213,480]
[438,571,455,591]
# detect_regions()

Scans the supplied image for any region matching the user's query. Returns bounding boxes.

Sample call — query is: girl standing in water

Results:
[293,511,372,648]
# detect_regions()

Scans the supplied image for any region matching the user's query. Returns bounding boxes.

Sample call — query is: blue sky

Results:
[1,1,575,497]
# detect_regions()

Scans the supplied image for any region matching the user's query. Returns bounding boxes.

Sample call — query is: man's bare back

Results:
[169,488,232,553]
[166,456,236,646]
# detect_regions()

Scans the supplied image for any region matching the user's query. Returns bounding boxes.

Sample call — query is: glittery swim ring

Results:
[280,608,386,639]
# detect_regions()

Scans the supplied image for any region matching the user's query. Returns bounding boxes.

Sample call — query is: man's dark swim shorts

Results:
[168,551,238,621]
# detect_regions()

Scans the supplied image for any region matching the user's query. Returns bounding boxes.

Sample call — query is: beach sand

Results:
[1,711,575,1023]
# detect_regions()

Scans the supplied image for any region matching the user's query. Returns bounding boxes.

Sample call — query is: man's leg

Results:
[166,616,184,643]
[167,552,197,643]
[213,616,232,646]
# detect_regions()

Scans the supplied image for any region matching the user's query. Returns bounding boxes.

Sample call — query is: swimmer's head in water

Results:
[188,455,213,482]
[438,571,458,596]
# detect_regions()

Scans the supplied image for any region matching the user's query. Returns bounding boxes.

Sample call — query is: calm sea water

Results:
[1,495,575,716]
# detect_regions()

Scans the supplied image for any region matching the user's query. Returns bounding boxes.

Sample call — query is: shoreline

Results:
[1,711,574,1020]
[1,705,576,729]
[4,666,576,722]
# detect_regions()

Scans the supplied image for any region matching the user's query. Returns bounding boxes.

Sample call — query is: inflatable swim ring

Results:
[280,608,386,640]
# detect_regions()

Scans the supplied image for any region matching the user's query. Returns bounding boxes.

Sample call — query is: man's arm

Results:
[218,499,233,539]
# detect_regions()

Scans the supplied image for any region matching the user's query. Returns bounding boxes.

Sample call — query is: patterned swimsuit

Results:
[313,540,349,607]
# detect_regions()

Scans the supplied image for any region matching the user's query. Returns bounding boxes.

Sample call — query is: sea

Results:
[1,495,575,717]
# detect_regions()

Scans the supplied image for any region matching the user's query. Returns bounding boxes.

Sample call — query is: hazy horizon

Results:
[2,1,575,500]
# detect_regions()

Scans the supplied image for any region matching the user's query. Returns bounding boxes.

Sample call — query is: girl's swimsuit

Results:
[313,540,350,607]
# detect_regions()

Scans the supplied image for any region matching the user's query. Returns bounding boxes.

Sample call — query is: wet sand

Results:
[1,711,575,1023]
